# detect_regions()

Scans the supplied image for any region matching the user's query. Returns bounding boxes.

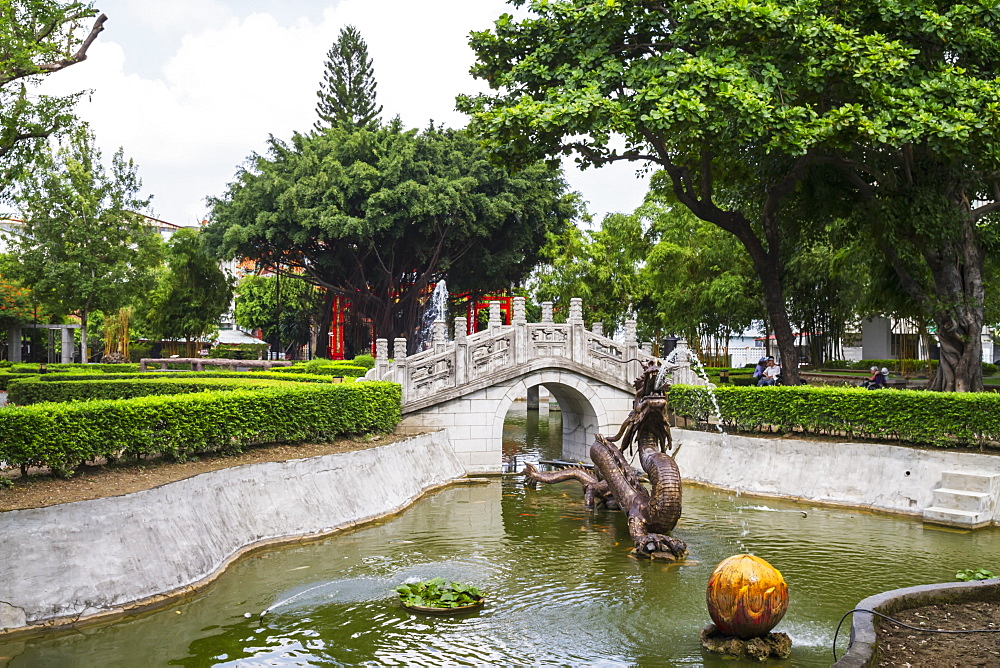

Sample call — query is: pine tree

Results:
[314,25,382,130]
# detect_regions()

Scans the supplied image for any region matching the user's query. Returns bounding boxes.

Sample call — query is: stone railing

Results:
[368,297,702,405]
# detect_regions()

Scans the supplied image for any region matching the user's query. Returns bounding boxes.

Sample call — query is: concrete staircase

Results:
[923,471,1000,529]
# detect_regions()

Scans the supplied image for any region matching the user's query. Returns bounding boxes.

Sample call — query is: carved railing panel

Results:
[469,331,512,381]
[406,350,456,400]
[585,331,627,378]
[528,324,569,359]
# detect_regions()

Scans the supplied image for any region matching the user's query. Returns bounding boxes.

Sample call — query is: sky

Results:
[36,0,652,228]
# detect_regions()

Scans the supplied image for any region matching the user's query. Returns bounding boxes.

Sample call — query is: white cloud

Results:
[37,1,649,226]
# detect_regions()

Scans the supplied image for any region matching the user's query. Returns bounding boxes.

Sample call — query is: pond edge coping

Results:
[832,577,1000,667]
[0,430,471,639]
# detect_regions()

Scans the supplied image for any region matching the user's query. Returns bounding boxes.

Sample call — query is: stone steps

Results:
[922,471,1000,529]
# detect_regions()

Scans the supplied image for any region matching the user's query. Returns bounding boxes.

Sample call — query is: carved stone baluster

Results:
[569,297,584,364]
[641,341,653,355]
[375,338,389,379]
[393,338,408,401]
[433,319,447,354]
[592,322,603,337]
[625,320,639,381]
[454,316,468,386]
[541,301,553,323]
[488,301,502,329]
[513,296,527,365]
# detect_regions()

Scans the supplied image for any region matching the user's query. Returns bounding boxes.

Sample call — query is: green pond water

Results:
[3,406,1000,667]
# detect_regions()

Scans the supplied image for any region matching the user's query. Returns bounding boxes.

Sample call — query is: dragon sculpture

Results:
[522,360,687,560]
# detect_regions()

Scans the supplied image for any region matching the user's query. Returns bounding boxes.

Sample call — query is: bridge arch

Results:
[491,370,613,465]
[397,366,636,473]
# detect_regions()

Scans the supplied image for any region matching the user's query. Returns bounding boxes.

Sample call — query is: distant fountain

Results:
[658,344,725,433]
[417,281,450,352]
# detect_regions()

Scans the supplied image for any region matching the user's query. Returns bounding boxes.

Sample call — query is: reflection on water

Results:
[2,405,999,667]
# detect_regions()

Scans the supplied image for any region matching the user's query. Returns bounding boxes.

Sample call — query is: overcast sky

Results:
[36,0,652,227]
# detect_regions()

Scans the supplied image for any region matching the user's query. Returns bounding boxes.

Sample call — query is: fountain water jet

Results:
[417,280,449,351]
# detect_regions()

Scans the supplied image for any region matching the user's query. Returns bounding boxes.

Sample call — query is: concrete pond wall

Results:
[4,424,1000,637]
[0,431,467,635]
[671,428,1000,524]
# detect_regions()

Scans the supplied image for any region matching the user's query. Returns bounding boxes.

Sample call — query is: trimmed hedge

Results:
[0,381,401,477]
[8,363,141,374]
[208,343,268,359]
[0,370,341,389]
[264,362,368,377]
[6,377,297,405]
[669,384,1000,448]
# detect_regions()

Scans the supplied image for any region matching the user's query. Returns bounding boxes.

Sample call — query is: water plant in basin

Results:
[955,567,995,581]
[396,578,484,611]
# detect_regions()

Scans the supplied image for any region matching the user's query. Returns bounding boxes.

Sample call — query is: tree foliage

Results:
[530,212,645,335]
[146,228,232,356]
[234,273,324,357]
[532,187,758,357]
[5,124,160,360]
[460,0,1000,390]
[314,24,382,130]
[0,1,106,200]
[638,196,759,357]
[206,121,576,354]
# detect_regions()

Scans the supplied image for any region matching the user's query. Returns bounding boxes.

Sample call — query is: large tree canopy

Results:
[0,1,106,198]
[459,0,1000,390]
[205,121,576,355]
[6,124,160,360]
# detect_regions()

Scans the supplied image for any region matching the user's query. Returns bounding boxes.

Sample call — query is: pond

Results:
[2,405,998,666]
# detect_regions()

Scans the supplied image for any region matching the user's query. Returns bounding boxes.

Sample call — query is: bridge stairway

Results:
[922,471,1000,529]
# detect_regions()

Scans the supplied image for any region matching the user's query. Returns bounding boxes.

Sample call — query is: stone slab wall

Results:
[0,431,466,633]
[673,428,1000,523]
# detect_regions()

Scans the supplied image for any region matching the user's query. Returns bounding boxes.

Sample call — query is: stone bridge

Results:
[365,297,700,473]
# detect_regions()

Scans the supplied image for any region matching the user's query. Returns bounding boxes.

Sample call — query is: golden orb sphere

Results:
[706,554,789,639]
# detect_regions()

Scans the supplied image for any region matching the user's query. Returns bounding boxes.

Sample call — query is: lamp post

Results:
[661,334,679,358]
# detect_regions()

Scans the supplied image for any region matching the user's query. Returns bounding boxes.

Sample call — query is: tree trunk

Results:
[80,310,88,363]
[886,206,986,393]
[758,265,801,385]
[315,290,335,358]
[926,217,985,392]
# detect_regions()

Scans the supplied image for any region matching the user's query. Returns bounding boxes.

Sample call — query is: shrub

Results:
[0,382,400,477]
[669,384,1000,448]
[265,362,368,378]
[303,358,336,374]
[208,343,269,360]
[350,354,376,370]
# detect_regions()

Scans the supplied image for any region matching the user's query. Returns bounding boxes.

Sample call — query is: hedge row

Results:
[6,377,296,405]
[8,363,141,374]
[265,362,368,377]
[821,358,999,375]
[0,370,342,390]
[669,384,1000,448]
[0,381,401,477]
